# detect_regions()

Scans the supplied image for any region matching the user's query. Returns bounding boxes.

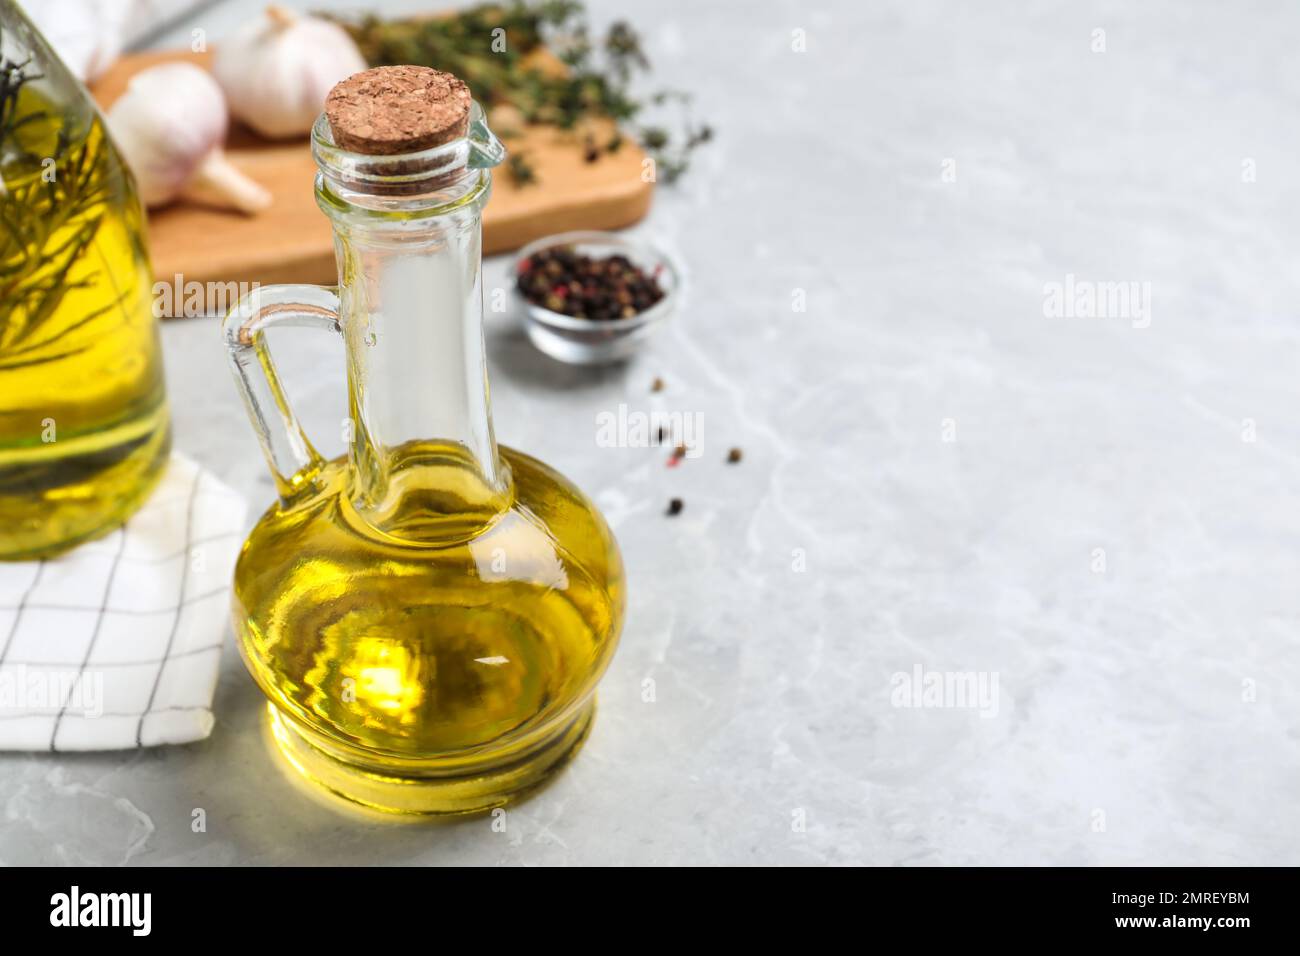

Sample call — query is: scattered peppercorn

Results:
[656,425,668,445]
[727,447,743,464]
[517,245,666,320]
[666,497,684,516]
[651,376,665,392]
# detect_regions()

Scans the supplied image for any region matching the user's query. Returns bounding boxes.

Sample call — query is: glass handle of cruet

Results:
[221,284,341,504]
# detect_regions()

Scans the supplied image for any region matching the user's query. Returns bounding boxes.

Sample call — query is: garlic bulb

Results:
[107,62,271,215]
[213,6,368,139]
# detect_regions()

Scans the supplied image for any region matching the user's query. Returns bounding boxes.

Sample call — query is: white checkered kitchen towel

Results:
[0,454,245,751]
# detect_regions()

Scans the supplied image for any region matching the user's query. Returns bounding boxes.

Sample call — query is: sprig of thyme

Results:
[325,1,712,186]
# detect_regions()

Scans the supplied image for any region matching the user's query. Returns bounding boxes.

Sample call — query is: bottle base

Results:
[266,700,596,816]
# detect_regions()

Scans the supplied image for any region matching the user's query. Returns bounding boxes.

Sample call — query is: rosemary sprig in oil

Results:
[0,31,118,368]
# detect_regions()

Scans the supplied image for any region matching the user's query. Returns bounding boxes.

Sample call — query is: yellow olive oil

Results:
[0,84,170,559]
[231,442,625,814]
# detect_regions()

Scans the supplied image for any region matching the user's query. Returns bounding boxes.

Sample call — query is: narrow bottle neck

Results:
[330,178,508,541]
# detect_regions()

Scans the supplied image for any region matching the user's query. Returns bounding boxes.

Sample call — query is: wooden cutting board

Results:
[89,50,654,289]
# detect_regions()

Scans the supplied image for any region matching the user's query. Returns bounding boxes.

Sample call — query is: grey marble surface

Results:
[5,0,1300,865]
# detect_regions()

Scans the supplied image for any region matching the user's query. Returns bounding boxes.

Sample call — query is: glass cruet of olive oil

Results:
[222,67,625,815]
[0,3,170,559]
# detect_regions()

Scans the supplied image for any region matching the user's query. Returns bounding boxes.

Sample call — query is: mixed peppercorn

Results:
[649,379,745,517]
[518,246,666,320]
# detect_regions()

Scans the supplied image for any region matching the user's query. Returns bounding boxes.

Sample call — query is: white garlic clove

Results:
[213,5,369,139]
[184,150,272,214]
[107,61,270,215]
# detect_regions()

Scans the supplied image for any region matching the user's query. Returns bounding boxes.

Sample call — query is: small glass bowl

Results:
[512,231,680,365]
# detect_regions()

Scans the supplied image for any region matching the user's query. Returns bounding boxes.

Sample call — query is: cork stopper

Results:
[325,66,472,155]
